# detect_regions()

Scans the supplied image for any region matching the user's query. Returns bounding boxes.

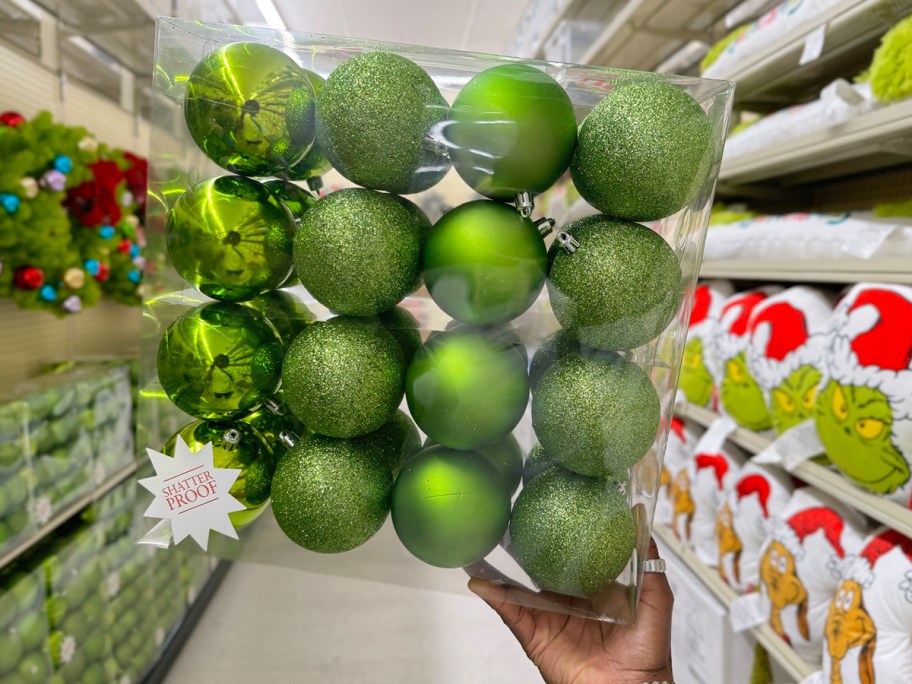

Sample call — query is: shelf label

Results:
[799,24,826,65]
[755,420,824,471]
[729,592,767,632]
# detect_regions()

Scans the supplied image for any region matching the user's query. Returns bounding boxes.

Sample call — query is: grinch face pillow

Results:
[816,283,912,503]
[758,488,867,665]
[745,286,832,434]
[656,417,700,528]
[680,280,734,409]
[823,529,912,684]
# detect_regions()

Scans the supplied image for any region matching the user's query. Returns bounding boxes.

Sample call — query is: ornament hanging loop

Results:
[264,398,284,415]
[557,231,580,254]
[535,217,555,237]
[515,192,534,218]
[279,431,299,449]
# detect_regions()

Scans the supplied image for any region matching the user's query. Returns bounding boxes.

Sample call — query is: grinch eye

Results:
[832,385,848,422]
[685,350,703,369]
[774,389,795,413]
[727,360,744,382]
[854,418,885,440]
[802,384,818,409]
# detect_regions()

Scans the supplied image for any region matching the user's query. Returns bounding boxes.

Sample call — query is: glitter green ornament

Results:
[281,316,406,438]
[529,329,581,391]
[270,433,392,553]
[316,52,450,193]
[285,69,333,181]
[406,329,529,450]
[570,80,713,222]
[167,176,296,302]
[522,442,559,484]
[366,409,422,478]
[163,420,276,527]
[157,302,284,421]
[532,352,660,477]
[243,290,315,347]
[294,189,422,316]
[423,201,548,325]
[509,468,635,596]
[184,42,315,176]
[391,445,511,568]
[447,64,577,200]
[547,216,683,350]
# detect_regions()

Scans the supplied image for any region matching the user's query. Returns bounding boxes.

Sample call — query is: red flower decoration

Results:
[95,262,111,282]
[0,111,25,127]
[118,238,133,254]
[15,266,44,289]
[122,152,148,212]
[65,160,125,227]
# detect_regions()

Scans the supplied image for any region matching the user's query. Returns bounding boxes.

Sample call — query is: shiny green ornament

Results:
[285,69,333,181]
[270,433,392,553]
[158,302,284,420]
[263,179,316,221]
[391,445,510,568]
[532,352,660,477]
[509,468,635,596]
[184,42,314,176]
[244,290,315,346]
[424,434,523,496]
[448,64,577,200]
[316,52,450,193]
[163,420,276,527]
[294,188,421,316]
[406,330,529,450]
[547,216,683,350]
[424,201,548,325]
[281,316,405,438]
[167,176,296,302]
[366,409,422,478]
[570,80,713,221]
[240,393,307,460]
[522,442,558,484]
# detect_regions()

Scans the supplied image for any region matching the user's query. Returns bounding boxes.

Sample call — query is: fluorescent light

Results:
[254,0,287,31]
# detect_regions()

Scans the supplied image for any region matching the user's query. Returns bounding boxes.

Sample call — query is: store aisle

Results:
[165,561,543,684]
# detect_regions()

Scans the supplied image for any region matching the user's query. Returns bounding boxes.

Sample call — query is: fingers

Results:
[468,577,538,648]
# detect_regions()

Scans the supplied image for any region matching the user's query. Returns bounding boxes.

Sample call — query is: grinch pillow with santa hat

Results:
[716,462,793,593]
[655,416,701,528]
[758,487,867,665]
[816,283,912,503]
[745,286,833,434]
[823,528,912,684]
[679,280,734,409]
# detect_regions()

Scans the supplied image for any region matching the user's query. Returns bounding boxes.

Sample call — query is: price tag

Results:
[799,24,827,66]
[729,592,767,632]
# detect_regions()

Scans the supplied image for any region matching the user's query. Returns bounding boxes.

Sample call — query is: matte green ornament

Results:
[570,80,713,222]
[509,468,635,595]
[424,433,523,496]
[406,330,529,450]
[244,290,315,346]
[163,419,276,527]
[391,446,510,568]
[270,433,392,553]
[448,64,577,199]
[522,442,558,484]
[532,352,660,477]
[285,69,332,181]
[184,42,315,176]
[167,176,296,302]
[294,188,421,316]
[547,216,683,350]
[316,52,450,193]
[158,302,284,421]
[424,201,548,325]
[281,316,406,438]
[262,179,316,221]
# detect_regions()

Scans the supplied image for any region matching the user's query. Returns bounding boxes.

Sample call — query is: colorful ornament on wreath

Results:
[14,267,44,290]
[0,111,25,127]
[815,283,912,504]
[823,528,912,684]
[0,193,20,214]
[19,177,38,199]
[679,280,734,409]
[65,160,125,227]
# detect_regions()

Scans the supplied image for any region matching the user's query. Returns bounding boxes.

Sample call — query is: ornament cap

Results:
[278,430,299,449]
[422,135,450,159]
[222,428,241,445]
[535,217,555,237]
[556,231,580,254]
[515,192,534,218]
[264,398,284,415]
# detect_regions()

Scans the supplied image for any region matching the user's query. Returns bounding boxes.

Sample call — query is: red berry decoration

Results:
[0,111,25,127]
[14,267,44,290]
[95,262,111,282]
[119,239,132,254]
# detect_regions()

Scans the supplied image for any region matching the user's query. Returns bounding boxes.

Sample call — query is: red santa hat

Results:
[695,452,730,490]
[669,416,687,443]
[770,506,846,560]
[836,529,912,590]
[686,281,735,378]
[714,288,780,362]
[736,473,772,517]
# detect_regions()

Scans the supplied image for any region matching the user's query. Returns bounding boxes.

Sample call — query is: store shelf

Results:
[699,256,912,285]
[710,0,912,109]
[719,98,912,187]
[653,524,815,682]
[674,401,912,539]
[0,460,137,570]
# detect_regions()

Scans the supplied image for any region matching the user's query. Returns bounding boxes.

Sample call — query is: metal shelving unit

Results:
[699,256,912,285]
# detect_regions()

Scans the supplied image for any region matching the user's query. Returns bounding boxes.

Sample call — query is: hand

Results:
[468,537,673,684]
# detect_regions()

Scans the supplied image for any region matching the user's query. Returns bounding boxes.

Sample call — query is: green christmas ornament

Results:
[158,302,284,420]
[424,433,524,496]
[529,329,581,391]
[532,352,660,477]
[570,80,713,222]
[184,42,315,176]
[547,216,683,350]
[244,290,315,346]
[281,316,406,438]
[294,188,421,316]
[316,52,450,193]
[262,179,316,221]
[270,432,392,553]
[522,442,558,484]
[163,419,276,527]
[240,392,307,459]
[391,445,511,568]
[445,320,529,365]
[510,468,635,595]
[167,176,296,302]
[448,63,577,200]
[406,330,529,450]
[285,69,332,181]
[377,306,422,365]
[423,201,548,325]
[366,409,422,477]
[393,195,433,241]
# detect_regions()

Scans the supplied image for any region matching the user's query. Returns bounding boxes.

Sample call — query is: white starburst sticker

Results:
[138,437,245,550]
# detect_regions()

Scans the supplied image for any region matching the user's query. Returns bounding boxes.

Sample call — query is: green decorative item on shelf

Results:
[680,337,715,407]
[157,302,284,421]
[769,366,823,434]
[316,52,450,193]
[240,392,307,459]
[447,63,577,200]
[285,69,332,182]
[424,433,523,497]
[405,329,529,450]
[166,176,296,302]
[391,445,511,568]
[423,201,548,326]
[721,351,771,431]
[529,330,582,391]
[262,179,316,221]
[868,14,912,103]
[376,306,422,365]
[532,352,660,478]
[244,290,315,346]
[570,80,713,222]
[547,216,684,351]
[369,409,422,478]
[184,42,315,176]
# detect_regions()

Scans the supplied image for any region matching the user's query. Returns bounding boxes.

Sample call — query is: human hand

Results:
[468,537,673,684]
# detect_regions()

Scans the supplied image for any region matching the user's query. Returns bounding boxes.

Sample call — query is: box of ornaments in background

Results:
[135,17,733,624]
